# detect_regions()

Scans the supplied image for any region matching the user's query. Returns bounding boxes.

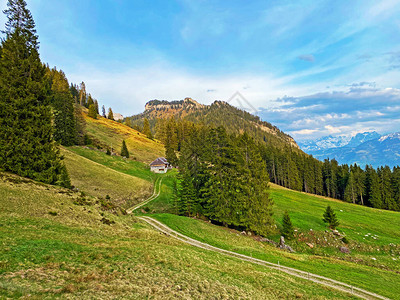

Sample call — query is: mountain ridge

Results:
[129,98,299,149]
[299,131,400,168]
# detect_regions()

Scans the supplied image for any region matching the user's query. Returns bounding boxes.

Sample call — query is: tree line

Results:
[0,0,117,187]
[156,117,400,212]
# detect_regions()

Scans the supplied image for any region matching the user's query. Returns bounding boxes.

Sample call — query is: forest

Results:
[157,117,400,212]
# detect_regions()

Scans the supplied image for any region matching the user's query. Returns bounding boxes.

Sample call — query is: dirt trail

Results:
[126,177,163,214]
[139,216,391,300]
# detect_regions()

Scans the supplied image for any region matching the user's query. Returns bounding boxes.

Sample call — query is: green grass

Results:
[270,183,400,246]
[62,147,153,209]
[151,213,400,299]
[0,172,354,299]
[68,146,156,182]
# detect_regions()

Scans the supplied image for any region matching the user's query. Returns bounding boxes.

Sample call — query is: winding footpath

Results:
[127,176,390,299]
[126,177,163,214]
[139,216,390,300]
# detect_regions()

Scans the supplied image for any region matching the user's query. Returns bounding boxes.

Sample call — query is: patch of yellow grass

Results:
[84,113,164,163]
[62,148,152,208]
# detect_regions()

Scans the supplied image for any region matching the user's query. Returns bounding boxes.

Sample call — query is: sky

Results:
[1,0,400,141]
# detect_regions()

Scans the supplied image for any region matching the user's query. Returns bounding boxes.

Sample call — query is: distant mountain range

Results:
[298,132,400,168]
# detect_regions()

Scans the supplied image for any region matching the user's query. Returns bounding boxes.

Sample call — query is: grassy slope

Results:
[0,173,354,299]
[270,183,400,246]
[83,113,164,163]
[146,183,400,299]
[152,213,400,299]
[62,147,152,209]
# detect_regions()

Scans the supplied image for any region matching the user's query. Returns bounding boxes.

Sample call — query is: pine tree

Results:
[87,94,94,108]
[282,211,294,239]
[79,81,86,107]
[322,205,339,229]
[94,100,99,114]
[102,105,106,117]
[121,140,129,158]
[0,0,70,187]
[88,104,97,119]
[107,107,114,120]
[46,68,77,146]
[143,118,153,139]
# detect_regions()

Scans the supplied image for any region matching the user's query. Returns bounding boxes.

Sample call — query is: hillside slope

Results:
[0,172,353,299]
[83,110,164,163]
[62,147,153,209]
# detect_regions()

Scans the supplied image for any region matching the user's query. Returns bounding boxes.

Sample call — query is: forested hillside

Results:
[128,100,400,212]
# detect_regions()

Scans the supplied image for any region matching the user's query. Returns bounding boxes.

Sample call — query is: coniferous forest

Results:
[156,116,400,213]
[0,0,115,188]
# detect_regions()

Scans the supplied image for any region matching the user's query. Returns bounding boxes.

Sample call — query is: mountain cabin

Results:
[149,157,171,173]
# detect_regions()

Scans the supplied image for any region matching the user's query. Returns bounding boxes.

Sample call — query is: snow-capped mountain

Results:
[299,132,400,168]
[346,131,381,148]
[298,135,351,151]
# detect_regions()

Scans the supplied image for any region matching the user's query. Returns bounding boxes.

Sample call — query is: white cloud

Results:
[325,125,342,134]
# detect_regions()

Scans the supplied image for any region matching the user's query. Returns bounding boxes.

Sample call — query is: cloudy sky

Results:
[1,0,399,140]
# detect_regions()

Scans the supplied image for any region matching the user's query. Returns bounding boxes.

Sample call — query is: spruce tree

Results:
[143,118,153,139]
[47,68,77,146]
[88,104,97,119]
[322,205,339,229]
[102,105,106,117]
[121,140,129,158]
[0,0,70,187]
[282,211,294,239]
[107,107,114,120]
[94,100,99,114]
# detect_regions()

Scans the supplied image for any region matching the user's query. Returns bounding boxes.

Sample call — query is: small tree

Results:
[88,104,97,119]
[102,105,106,117]
[282,211,294,239]
[121,140,129,158]
[323,205,340,229]
[107,108,114,120]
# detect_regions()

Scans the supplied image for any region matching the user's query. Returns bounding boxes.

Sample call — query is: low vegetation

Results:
[0,172,355,299]
[62,148,152,209]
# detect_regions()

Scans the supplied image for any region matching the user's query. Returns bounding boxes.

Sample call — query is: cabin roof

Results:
[150,157,168,166]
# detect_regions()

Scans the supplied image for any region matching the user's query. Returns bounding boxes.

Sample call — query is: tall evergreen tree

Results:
[46,68,77,146]
[120,140,129,158]
[102,105,106,117]
[88,104,97,119]
[142,118,153,139]
[107,107,114,120]
[0,0,69,186]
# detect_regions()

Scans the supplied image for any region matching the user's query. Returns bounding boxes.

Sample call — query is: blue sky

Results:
[1,0,400,140]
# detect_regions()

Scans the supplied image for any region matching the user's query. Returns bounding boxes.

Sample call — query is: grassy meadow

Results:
[151,213,400,299]
[62,147,153,209]
[0,172,355,299]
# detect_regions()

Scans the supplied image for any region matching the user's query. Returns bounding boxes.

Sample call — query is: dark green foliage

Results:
[175,125,274,236]
[142,118,153,139]
[88,104,97,119]
[94,100,99,114]
[106,148,111,155]
[46,68,77,146]
[282,211,294,239]
[120,140,129,158]
[322,205,339,229]
[0,0,69,186]
[107,107,114,120]
[102,105,106,117]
